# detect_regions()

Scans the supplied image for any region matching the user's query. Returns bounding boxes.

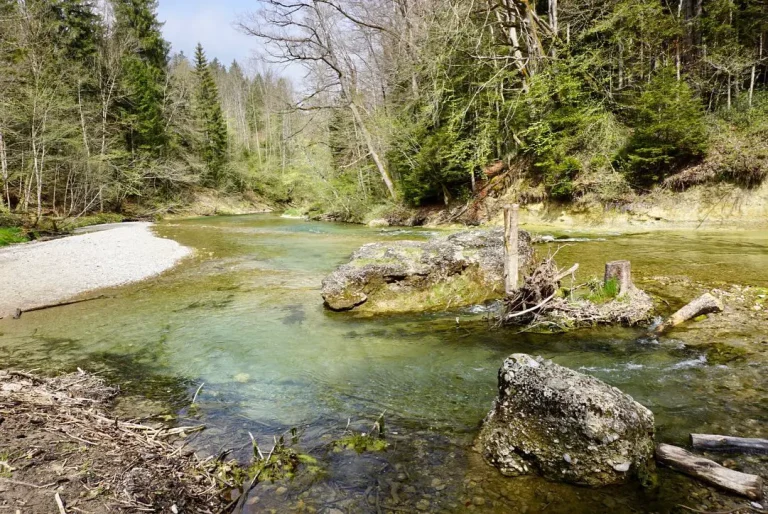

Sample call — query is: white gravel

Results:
[0,222,192,318]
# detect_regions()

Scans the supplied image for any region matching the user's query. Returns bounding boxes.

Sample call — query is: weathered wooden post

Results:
[504,204,520,295]
[604,260,632,296]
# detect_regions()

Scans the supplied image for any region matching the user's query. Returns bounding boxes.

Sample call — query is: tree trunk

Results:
[604,260,632,296]
[691,434,768,454]
[656,444,763,500]
[0,131,8,209]
[348,101,396,199]
[749,65,756,108]
[654,292,723,334]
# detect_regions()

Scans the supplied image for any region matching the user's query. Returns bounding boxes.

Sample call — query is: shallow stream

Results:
[1,215,766,513]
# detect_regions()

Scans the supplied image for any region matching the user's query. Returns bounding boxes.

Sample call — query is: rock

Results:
[321,229,533,312]
[476,354,655,486]
[416,499,430,511]
[367,218,390,228]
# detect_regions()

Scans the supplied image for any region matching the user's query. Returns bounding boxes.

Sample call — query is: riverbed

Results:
[0,215,766,513]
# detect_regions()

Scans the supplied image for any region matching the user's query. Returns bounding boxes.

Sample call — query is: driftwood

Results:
[605,260,632,296]
[12,295,109,319]
[654,292,724,334]
[656,443,764,500]
[691,434,768,455]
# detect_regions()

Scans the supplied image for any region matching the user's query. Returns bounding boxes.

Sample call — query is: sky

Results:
[157,0,264,69]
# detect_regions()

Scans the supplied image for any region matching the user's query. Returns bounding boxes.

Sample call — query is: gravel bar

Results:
[0,222,191,318]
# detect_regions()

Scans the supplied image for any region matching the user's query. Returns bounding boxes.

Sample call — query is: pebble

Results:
[473,496,486,506]
[275,486,288,496]
[416,499,430,511]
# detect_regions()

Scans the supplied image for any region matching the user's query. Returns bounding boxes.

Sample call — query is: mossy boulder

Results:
[477,354,655,486]
[321,229,533,313]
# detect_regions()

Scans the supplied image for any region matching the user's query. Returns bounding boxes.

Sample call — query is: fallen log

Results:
[656,443,763,500]
[13,295,109,319]
[654,292,724,334]
[691,434,768,455]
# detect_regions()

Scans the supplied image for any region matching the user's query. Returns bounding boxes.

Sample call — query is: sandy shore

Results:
[0,222,191,318]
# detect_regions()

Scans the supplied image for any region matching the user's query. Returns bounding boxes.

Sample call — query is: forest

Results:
[1,0,767,223]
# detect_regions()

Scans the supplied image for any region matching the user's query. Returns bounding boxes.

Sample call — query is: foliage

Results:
[621,69,709,186]
[193,44,228,186]
[0,227,28,247]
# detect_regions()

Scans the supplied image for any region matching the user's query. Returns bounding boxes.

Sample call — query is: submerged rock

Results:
[321,229,533,312]
[477,354,655,486]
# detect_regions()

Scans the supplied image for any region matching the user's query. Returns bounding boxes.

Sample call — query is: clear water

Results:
[1,215,766,513]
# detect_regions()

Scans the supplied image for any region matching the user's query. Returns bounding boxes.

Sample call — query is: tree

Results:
[194,43,228,185]
[113,0,170,155]
[622,69,708,186]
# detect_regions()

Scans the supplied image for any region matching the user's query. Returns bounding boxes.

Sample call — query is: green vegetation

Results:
[705,343,749,365]
[0,227,27,247]
[585,278,621,305]
[1,1,767,224]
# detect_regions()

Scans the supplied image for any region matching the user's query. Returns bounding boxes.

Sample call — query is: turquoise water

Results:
[1,215,766,512]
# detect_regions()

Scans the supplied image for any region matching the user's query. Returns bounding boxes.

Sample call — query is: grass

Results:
[0,227,28,247]
[585,277,620,304]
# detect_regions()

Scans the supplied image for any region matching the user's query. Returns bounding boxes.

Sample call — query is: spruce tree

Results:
[194,43,228,185]
[114,0,170,156]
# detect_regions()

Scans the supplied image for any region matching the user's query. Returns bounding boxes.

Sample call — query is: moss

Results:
[705,343,749,365]
[65,213,125,230]
[0,227,28,247]
[357,268,500,314]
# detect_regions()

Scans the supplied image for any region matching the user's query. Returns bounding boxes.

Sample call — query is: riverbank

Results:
[0,222,191,319]
[0,369,228,513]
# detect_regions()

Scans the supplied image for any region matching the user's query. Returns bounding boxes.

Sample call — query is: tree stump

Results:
[504,204,520,295]
[604,260,632,296]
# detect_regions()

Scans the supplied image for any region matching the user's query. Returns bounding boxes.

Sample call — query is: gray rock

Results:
[321,229,533,312]
[477,354,655,486]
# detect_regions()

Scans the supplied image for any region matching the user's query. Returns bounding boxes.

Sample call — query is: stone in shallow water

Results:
[476,353,655,486]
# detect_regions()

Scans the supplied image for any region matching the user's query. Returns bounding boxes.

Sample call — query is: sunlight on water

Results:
[1,215,766,512]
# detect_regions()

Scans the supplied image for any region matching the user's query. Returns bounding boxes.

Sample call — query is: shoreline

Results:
[0,222,192,319]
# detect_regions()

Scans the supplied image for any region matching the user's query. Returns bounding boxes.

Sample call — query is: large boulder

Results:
[477,354,655,486]
[321,229,533,313]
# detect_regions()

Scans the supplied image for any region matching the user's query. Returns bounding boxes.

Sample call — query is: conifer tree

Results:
[194,43,228,185]
[114,0,170,156]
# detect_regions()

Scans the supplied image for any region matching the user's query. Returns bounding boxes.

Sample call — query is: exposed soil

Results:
[0,370,228,513]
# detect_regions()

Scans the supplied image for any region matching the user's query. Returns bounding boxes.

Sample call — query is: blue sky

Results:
[157,0,261,68]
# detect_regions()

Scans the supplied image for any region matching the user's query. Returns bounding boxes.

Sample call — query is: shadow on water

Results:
[1,214,767,512]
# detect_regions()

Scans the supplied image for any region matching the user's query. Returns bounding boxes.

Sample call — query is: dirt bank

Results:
[0,222,191,319]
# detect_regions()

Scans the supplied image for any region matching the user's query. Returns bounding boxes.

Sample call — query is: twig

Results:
[192,382,205,404]
[505,293,557,319]
[55,492,68,514]
[678,505,757,514]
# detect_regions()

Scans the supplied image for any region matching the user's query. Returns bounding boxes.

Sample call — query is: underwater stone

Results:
[476,354,656,486]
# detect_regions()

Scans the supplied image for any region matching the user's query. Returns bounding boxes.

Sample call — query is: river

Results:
[1,214,766,512]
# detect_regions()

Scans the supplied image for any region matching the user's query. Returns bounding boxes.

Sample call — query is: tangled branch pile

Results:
[0,370,229,513]
[502,257,654,331]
